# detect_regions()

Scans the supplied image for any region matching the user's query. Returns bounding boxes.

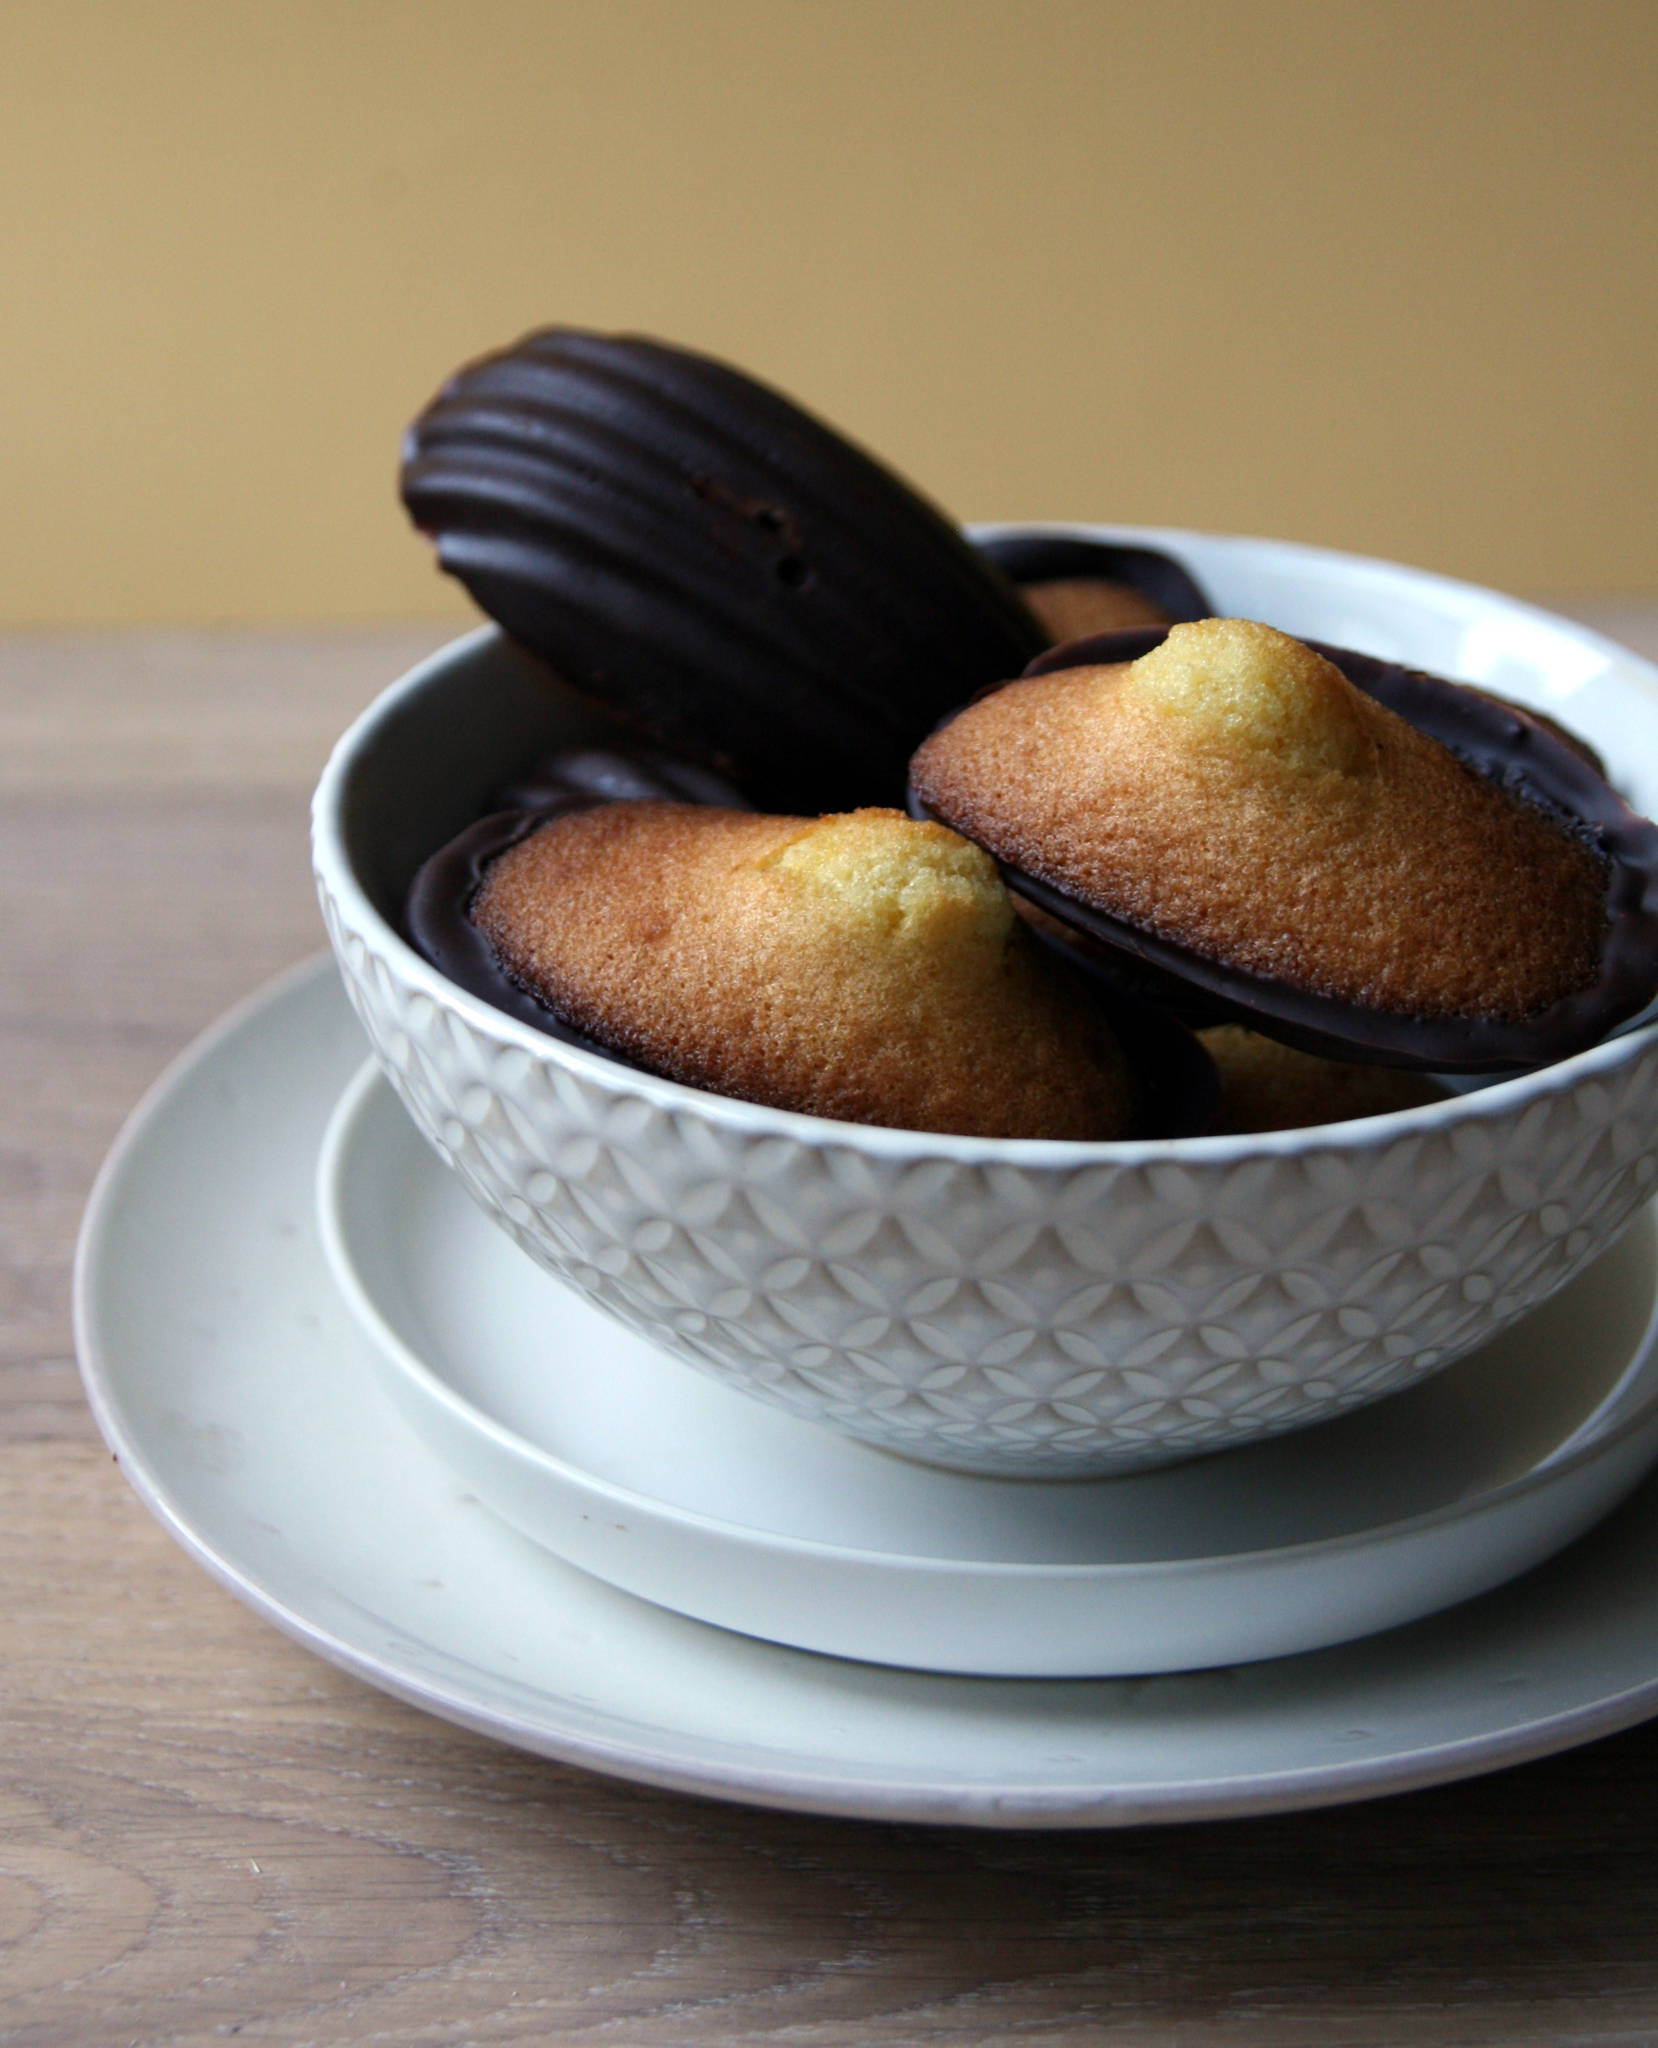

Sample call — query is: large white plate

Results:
[317,1057,1658,1677]
[74,958,1658,1826]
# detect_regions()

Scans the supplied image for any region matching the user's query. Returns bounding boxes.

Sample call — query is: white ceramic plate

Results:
[74,958,1658,1825]
[317,1058,1658,1677]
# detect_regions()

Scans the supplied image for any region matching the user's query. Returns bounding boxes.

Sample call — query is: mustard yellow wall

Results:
[6,0,1656,624]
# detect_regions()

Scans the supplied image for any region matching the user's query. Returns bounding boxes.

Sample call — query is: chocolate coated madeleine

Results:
[976,532,1214,643]
[404,745,751,1045]
[1022,578,1175,642]
[912,618,1658,1068]
[401,329,1046,814]
[468,804,1151,1138]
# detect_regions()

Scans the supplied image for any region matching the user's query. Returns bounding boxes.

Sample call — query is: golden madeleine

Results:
[912,618,1608,1029]
[472,803,1141,1138]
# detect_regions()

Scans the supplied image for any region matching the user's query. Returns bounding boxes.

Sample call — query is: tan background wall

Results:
[5,0,1656,626]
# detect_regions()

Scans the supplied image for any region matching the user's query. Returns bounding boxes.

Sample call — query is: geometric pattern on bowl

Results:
[312,533,1658,1478]
[319,890,1658,1477]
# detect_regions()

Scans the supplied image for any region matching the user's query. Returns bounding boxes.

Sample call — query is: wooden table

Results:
[9,611,1658,2043]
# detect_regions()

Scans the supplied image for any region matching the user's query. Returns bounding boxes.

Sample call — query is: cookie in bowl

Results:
[911,617,1658,1069]
[315,541,1658,1477]
[976,530,1214,641]
[421,800,1212,1141]
[1198,1024,1446,1135]
[399,327,1047,814]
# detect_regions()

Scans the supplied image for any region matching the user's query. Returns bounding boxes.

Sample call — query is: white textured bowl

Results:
[312,527,1658,1478]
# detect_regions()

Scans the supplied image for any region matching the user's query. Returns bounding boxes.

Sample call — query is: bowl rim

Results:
[311,527,1658,1169]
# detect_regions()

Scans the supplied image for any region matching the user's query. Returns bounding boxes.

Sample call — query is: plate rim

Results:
[69,954,1658,1826]
[316,1053,1658,1583]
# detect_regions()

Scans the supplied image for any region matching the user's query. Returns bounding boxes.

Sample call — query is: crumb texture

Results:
[912,619,1609,1022]
[472,804,1138,1137]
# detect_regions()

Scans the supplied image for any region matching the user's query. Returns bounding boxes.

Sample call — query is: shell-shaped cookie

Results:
[977,531,1213,641]
[911,621,1658,1070]
[400,329,1046,814]
[406,796,1216,1138]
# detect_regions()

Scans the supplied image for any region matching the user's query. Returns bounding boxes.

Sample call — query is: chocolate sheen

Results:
[910,628,1658,1071]
[400,328,1046,813]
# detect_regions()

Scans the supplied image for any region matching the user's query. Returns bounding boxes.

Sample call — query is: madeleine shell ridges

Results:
[400,328,1046,814]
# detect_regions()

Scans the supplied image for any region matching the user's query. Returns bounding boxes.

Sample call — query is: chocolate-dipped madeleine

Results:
[911,618,1658,1069]
[405,744,751,1043]
[400,329,1046,814]
[977,532,1214,642]
[466,803,1170,1139]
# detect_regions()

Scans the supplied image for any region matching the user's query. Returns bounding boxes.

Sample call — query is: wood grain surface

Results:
[8,617,1658,2045]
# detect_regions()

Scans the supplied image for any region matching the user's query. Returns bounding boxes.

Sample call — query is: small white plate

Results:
[318,1058,1658,1677]
[73,958,1658,1825]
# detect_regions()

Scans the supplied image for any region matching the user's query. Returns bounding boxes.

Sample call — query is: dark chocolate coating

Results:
[911,628,1658,1071]
[405,807,601,1048]
[1062,975,1218,1140]
[403,745,1217,1139]
[976,534,1213,626]
[491,744,752,816]
[1015,899,1236,1031]
[400,329,1047,814]
[405,747,750,1054]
